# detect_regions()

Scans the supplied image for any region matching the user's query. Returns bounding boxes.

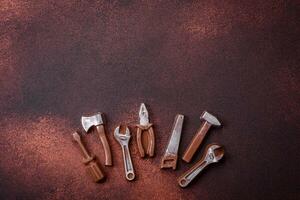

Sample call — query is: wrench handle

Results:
[121,145,135,181]
[96,125,112,166]
[182,122,211,163]
[178,158,209,187]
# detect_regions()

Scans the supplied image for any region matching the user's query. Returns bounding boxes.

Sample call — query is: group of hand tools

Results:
[161,111,224,187]
[72,103,225,187]
[72,103,155,182]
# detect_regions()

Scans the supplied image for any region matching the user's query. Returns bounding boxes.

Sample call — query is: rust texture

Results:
[0,0,299,199]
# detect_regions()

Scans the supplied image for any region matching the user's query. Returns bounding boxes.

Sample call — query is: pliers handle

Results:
[136,124,155,157]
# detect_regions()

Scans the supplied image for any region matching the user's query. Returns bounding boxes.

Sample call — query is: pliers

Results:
[136,103,155,157]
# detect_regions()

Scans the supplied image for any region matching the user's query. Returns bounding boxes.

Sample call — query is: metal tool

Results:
[114,126,135,181]
[178,144,224,188]
[81,113,112,166]
[136,103,155,158]
[72,131,105,182]
[161,114,184,170]
[182,111,221,163]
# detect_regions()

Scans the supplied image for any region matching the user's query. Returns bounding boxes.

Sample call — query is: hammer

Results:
[182,111,221,163]
[81,113,112,166]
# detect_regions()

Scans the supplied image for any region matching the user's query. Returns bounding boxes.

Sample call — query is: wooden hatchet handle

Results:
[96,125,112,166]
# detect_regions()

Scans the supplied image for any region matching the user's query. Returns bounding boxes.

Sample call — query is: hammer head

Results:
[200,111,221,126]
[81,113,104,132]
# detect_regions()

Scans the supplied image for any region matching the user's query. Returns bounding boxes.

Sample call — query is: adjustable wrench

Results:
[114,126,135,181]
[178,144,224,188]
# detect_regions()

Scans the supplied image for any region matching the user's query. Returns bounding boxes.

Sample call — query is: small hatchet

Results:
[81,113,112,166]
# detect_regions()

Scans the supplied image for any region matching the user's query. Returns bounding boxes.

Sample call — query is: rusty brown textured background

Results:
[0,0,299,199]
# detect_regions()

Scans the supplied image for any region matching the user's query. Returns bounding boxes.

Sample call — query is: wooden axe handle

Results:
[96,125,112,166]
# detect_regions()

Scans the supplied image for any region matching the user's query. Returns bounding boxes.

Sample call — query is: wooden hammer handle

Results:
[182,122,211,163]
[96,125,112,166]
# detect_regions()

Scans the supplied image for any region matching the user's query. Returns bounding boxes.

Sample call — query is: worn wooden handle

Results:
[182,122,211,163]
[136,127,145,157]
[87,161,105,182]
[73,132,105,182]
[96,125,112,166]
[146,127,155,157]
[178,152,207,187]
[161,154,177,170]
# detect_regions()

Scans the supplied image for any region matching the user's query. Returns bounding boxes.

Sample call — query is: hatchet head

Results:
[200,111,221,126]
[81,113,104,132]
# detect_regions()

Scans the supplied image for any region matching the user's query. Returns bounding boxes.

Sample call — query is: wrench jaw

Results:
[206,144,225,163]
[114,126,131,144]
[178,144,225,188]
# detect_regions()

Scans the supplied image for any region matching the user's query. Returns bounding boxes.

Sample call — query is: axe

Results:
[81,113,112,166]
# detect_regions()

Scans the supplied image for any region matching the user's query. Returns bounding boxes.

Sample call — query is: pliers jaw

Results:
[139,103,150,126]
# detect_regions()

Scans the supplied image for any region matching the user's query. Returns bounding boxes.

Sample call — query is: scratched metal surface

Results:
[0,0,299,200]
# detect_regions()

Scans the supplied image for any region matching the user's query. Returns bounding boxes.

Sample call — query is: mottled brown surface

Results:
[0,0,299,199]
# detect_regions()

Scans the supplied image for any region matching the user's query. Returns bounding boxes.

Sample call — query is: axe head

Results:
[81,113,104,132]
[200,111,221,126]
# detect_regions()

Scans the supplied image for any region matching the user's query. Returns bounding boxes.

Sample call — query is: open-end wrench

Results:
[114,126,135,181]
[178,144,224,188]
